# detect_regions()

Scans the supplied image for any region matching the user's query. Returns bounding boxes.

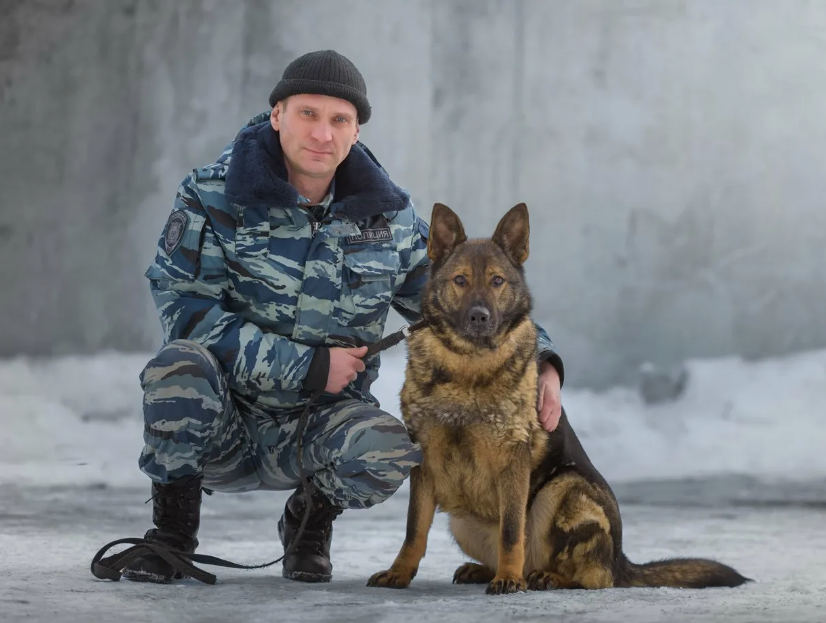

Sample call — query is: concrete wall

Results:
[2,0,825,388]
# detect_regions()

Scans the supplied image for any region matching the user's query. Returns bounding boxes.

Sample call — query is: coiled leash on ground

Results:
[90,320,426,585]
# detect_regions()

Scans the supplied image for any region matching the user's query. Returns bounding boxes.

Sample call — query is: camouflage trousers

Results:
[138,340,421,509]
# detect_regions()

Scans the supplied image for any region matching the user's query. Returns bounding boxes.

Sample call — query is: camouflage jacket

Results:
[145,112,562,412]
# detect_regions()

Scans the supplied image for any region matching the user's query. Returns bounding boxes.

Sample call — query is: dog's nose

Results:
[469,306,490,325]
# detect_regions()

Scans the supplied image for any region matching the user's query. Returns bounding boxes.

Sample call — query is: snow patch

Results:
[2,347,825,488]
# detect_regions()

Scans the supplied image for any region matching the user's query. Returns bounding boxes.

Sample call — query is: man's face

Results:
[271,93,360,180]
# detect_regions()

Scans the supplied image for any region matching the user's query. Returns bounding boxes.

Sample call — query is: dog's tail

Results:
[616,554,751,588]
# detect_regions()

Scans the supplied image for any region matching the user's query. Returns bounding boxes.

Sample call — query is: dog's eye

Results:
[492,276,505,287]
[453,275,467,287]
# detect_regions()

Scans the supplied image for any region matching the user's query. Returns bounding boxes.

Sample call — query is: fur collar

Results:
[224,121,409,220]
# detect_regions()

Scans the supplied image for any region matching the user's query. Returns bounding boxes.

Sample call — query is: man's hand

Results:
[326,346,368,393]
[537,361,562,432]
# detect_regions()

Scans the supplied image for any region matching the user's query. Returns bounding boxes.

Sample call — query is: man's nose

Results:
[310,121,333,143]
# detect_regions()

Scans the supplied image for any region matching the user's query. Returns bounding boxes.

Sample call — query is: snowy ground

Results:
[1,348,825,622]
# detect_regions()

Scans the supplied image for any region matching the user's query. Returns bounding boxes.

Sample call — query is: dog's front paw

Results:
[367,567,415,589]
[486,575,527,595]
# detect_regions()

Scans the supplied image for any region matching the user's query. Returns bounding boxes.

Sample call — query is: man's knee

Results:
[139,341,230,483]
[141,340,226,405]
[141,339,228,433]
[142,339,223,386]
[332,412,422,508]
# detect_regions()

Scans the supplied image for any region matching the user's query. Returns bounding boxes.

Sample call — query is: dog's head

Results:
[422,203,533,349]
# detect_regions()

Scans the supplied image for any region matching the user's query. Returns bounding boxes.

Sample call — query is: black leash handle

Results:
[364,320,426,359]
[90,321,428,585]
[91,537,220,585]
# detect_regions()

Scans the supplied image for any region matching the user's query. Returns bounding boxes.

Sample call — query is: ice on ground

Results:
[1,484,824,623]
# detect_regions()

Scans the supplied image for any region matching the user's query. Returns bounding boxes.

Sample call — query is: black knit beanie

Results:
[268,50,371,124]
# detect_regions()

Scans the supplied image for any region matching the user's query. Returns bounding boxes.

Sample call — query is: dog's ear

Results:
[427,203,467,263]
[492,203,530,266]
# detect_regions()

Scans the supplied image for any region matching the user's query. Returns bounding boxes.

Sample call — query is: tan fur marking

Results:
[450,515,499,570]
[554,493,612,535]
[523,474,579,573]
[492,449,530,585]
[570,564,614,589]
[367,467,437,588]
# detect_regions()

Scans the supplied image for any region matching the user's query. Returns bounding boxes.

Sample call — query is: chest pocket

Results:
[231,206,307,300]
[338,245,400,327]
[235,205,270,260]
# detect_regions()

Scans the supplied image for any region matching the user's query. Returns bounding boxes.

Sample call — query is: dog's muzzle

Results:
[464,305,496,338]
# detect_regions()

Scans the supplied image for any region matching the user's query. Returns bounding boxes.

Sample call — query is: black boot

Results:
[277,488,343,583]
[122,476,202,584]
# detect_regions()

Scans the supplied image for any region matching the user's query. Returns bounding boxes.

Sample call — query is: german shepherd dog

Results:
[368,203,749,595]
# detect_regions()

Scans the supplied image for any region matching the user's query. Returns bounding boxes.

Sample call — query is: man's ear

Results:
[270,105,282,132]
[353,122,360,145]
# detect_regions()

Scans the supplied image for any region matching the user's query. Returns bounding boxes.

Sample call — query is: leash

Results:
[90,320,426,585]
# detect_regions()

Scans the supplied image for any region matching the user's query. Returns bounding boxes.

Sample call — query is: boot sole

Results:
[282,569,332,583]
[122,569,185,584]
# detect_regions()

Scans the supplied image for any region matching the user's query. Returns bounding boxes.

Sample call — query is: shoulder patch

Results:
[164,210,189,255]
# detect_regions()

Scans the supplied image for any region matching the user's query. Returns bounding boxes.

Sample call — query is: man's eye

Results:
[453,275,466,286]
[301,110,313,116]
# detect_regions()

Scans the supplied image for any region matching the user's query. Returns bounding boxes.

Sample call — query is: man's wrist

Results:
[303,347,330,392]
[539,352,564,387]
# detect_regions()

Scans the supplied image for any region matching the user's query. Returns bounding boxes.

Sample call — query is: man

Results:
[125,50,565,584]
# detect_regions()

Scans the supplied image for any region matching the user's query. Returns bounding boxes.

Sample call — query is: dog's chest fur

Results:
[400,325,547,521]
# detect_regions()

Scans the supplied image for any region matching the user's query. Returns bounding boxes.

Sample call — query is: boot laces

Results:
[149,476,202,537]
[293,498,342,555]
